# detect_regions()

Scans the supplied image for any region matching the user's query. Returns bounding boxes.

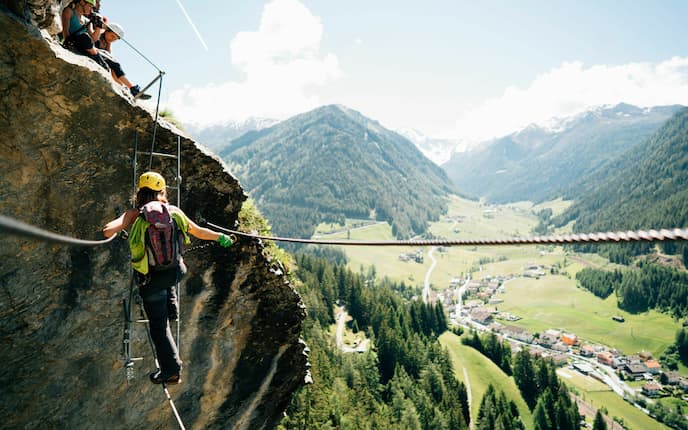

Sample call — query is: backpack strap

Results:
[129,212,150,275]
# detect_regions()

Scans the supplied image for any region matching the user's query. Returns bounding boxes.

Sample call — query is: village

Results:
[436,263,688,406]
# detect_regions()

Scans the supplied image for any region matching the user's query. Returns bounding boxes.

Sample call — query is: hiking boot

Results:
[150,370,181,385]
[130,85,152,100]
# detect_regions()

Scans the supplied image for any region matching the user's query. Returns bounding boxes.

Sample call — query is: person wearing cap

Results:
[103,172,234,385]
[95,23,150,99]
[60,0,109,70]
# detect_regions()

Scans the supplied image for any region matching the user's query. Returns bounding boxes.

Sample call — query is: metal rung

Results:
[131,357,144,361]
[136,151,178,159]
[136,319,149,323]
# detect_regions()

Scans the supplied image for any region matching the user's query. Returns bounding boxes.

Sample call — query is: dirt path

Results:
[463,367,474,430]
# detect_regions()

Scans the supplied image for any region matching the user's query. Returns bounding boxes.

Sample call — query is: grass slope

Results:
[440,332,533,429]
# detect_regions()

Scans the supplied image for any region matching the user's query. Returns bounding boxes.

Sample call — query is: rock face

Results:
[0,5,307,430]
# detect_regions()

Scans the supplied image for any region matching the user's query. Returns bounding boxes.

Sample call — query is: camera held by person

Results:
[89,12,104,28]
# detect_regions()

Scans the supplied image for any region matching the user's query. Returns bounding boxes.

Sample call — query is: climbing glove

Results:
[216,234,233,248]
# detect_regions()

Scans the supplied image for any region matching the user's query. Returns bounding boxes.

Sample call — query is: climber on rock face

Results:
[94,22,151,99]
[103,171,234,385]
[60,0,110,70]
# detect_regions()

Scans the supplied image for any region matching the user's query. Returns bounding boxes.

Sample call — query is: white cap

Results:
[107,22,124,39]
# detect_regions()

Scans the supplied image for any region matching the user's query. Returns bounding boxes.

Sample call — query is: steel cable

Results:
[0,214,117,247]
[205,221,688,247]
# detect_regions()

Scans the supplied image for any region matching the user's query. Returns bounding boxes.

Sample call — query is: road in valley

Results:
[422,247,438,303]
[335,306,369,353]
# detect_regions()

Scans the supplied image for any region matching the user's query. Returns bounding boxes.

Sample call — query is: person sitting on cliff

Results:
[95,22,151,99]
[60,0,109,70]
[103,171,234,385]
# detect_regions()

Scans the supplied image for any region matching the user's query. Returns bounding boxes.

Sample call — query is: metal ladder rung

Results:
[137,151,178,159]
[136,319,149,323]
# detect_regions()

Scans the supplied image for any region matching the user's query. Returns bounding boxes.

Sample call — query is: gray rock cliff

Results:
[0,4,307,429]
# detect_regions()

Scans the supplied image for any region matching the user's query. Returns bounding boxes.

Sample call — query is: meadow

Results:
[439,332,533,429]
[498,275,679,357]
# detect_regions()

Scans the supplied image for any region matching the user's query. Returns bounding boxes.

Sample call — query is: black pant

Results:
[140,270,182,375]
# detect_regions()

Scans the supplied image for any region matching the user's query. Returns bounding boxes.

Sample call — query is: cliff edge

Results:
[0,4,307,429]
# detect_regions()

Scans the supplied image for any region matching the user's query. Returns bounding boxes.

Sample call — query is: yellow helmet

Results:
[137,171,166,191]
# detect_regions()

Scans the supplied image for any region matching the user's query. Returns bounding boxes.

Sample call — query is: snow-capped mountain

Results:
[396,128,465,165]
[186,117,280,152]
[442,103,685,203]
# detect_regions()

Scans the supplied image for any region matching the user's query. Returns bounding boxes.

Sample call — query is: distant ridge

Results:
[442,103,684,203]
[556,106,688,258]
[221,104,456,241]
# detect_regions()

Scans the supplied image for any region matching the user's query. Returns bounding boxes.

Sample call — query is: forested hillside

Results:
[279,254,470,429]
[556,107,688,262]
[220,105,455,242]
[442,104,682,203]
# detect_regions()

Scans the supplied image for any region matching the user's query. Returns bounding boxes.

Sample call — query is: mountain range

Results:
[557,107,688,250]
[441,103,684,203]
[220,104,456,241]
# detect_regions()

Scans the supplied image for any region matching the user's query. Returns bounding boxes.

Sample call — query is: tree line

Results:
[575,262,688,317]
[462,329,580,430]
[461,330,512,375]
[513,351,580,430]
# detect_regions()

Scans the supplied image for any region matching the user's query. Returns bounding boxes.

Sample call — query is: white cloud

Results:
[454,57,688,142]
[166,0,341,126]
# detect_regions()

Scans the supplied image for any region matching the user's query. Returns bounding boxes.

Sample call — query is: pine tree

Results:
[533,398,552,430]
[513,350,538,410]
[592,410,608,430]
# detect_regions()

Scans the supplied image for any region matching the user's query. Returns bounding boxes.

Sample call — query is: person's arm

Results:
[61,7,72,41]
[103,208,139,238]
[187,218,222,241]
[90,25,105,42]
[175,208,234,247]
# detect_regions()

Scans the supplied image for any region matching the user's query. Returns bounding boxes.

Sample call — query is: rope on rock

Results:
[205,220,688,247]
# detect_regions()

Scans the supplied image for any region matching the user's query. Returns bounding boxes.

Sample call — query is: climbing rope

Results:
[205,221,688,247]
[0,214,117,246]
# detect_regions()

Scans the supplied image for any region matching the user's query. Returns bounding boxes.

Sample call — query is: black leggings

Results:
[140,272,182,375]
[66,32,109,70]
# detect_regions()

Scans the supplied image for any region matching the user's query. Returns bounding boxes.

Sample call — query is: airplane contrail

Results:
[174,0,209,51]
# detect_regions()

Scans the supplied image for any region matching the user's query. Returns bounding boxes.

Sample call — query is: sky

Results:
[102,0,688,142]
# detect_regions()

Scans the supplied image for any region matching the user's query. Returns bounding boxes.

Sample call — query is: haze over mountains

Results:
[219,105,455,241]
[441,103,684,203]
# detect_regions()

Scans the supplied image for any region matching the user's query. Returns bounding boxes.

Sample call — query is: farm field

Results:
[498,275,680,357]
[324,195,550,287]
[440,332,533,429]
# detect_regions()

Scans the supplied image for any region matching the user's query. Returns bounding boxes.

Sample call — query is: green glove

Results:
[216,234,233,248]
